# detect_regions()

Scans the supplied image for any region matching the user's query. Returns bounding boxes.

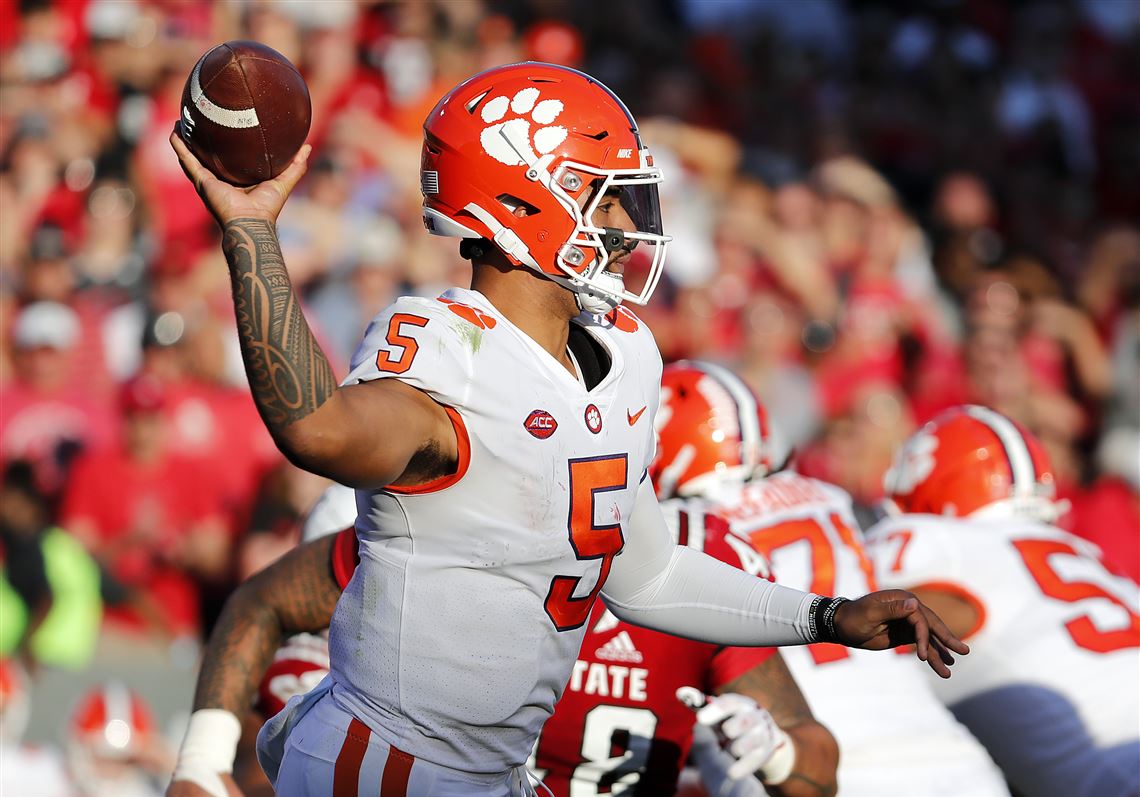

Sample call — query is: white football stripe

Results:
[965,405,1035,496]
[695,361,763,469]
[190,56,260,129]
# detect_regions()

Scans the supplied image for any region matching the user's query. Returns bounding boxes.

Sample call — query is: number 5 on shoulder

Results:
[376,313,429,374]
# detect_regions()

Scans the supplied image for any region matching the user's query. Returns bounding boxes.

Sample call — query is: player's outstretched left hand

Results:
[833,589,969,679]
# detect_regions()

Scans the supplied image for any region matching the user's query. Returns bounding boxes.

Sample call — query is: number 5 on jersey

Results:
[376,313,429,374]
[546,455,628,631]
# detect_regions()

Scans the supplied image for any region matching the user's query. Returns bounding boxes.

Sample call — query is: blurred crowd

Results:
[0,0,1138,783]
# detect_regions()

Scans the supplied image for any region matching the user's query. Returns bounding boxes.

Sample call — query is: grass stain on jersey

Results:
[452,319,485,354]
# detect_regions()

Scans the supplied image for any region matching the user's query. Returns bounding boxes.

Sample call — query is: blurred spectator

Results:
[0,301,118,497]
[235,461,331,582]
[60,376,229,637]
[1,460,108,670]
[308,216,406,363]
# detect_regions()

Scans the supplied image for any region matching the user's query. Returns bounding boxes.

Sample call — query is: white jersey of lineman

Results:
[867,513,1140,797]
[326,288,661,774]
[711,472,1008,797]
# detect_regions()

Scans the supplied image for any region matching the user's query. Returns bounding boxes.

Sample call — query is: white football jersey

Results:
[866,513,1140,797]
[711,472,1008,797]
[327,288,662,774]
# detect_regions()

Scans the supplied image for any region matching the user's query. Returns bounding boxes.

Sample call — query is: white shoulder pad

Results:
[342,294,482,408]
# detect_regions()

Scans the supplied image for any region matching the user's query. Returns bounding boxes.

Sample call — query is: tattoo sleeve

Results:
[193,535,343,714]
[222,218,338,432]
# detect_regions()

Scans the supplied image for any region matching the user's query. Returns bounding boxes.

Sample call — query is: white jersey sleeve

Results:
[603,479,819,646]
[342,294,477,408]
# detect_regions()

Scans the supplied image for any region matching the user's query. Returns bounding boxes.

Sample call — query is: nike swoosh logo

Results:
[627,406,647,426]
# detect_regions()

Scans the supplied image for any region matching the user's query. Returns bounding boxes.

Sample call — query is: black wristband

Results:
[810,596,851,644]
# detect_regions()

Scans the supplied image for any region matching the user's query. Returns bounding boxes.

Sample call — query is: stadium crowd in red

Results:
[1,0,1136,655]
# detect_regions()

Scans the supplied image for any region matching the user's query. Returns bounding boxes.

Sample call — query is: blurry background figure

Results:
[0,657,73,797]
[0,300,117,501]
[1,459,106,670]
[60,376,229,639]
[307,215,406,363]
[65,681,175,797]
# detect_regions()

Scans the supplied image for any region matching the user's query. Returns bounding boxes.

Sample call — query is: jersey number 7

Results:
[546,455,628,631]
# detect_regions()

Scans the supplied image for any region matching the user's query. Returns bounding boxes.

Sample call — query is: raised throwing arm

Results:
[168,129,452,489]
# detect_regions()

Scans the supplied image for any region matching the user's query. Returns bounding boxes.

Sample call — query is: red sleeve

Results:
[330,527,359,589]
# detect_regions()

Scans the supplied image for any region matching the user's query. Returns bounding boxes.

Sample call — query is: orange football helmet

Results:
[0,658,29,744]
[650,361,772,500]
[66,682,159,795]
[884,404,1063,521]
[420,62,670,314]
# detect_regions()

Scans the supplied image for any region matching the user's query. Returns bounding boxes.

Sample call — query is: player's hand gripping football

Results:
[833,589,969,678]
[169,124,310,227]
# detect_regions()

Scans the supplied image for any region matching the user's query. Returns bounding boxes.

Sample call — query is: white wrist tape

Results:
[171,709,242,797]
[757,728,796,785]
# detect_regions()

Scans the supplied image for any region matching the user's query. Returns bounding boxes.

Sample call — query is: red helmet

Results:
[650,361,772,500]
[420,61,670,313]
[884,405,1062,521]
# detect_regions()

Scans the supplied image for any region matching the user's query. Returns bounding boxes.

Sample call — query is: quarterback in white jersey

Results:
[167,63,968,797]
[867,405,1140,797]
[651,362,1009,797]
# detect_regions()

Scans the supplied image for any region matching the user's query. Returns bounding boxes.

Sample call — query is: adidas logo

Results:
[595,631,643,663]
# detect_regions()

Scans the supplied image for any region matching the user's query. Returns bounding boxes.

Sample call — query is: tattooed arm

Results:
[191,534,341,714]
[717,655,839,797]
[169,130,452,488]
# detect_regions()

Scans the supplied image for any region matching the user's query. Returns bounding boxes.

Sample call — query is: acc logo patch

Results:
[584,403,603,434]
[524,409,558,439]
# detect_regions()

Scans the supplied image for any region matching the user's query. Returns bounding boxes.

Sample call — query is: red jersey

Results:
[527,503,776,796]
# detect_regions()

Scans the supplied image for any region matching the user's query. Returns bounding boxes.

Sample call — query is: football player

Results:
[866,405,1140,797]
[167,62,966,797]
[233,482,838,797]
[651,362,1010,796]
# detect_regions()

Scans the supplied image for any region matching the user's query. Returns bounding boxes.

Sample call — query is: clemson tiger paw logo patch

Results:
[479,88,567,166]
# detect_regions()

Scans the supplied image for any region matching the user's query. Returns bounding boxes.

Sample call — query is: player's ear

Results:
[512,206,528,218]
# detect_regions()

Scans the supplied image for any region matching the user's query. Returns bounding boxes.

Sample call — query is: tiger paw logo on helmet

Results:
[479,87,567,166]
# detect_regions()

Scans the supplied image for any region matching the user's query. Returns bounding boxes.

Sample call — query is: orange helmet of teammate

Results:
[650,361,772,500]
[65,682,162,796]
[0,658,30,744]
[884,404,1064,522]
[420,61,671,314]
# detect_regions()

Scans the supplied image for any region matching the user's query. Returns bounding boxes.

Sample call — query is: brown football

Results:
[179,41,311,187]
